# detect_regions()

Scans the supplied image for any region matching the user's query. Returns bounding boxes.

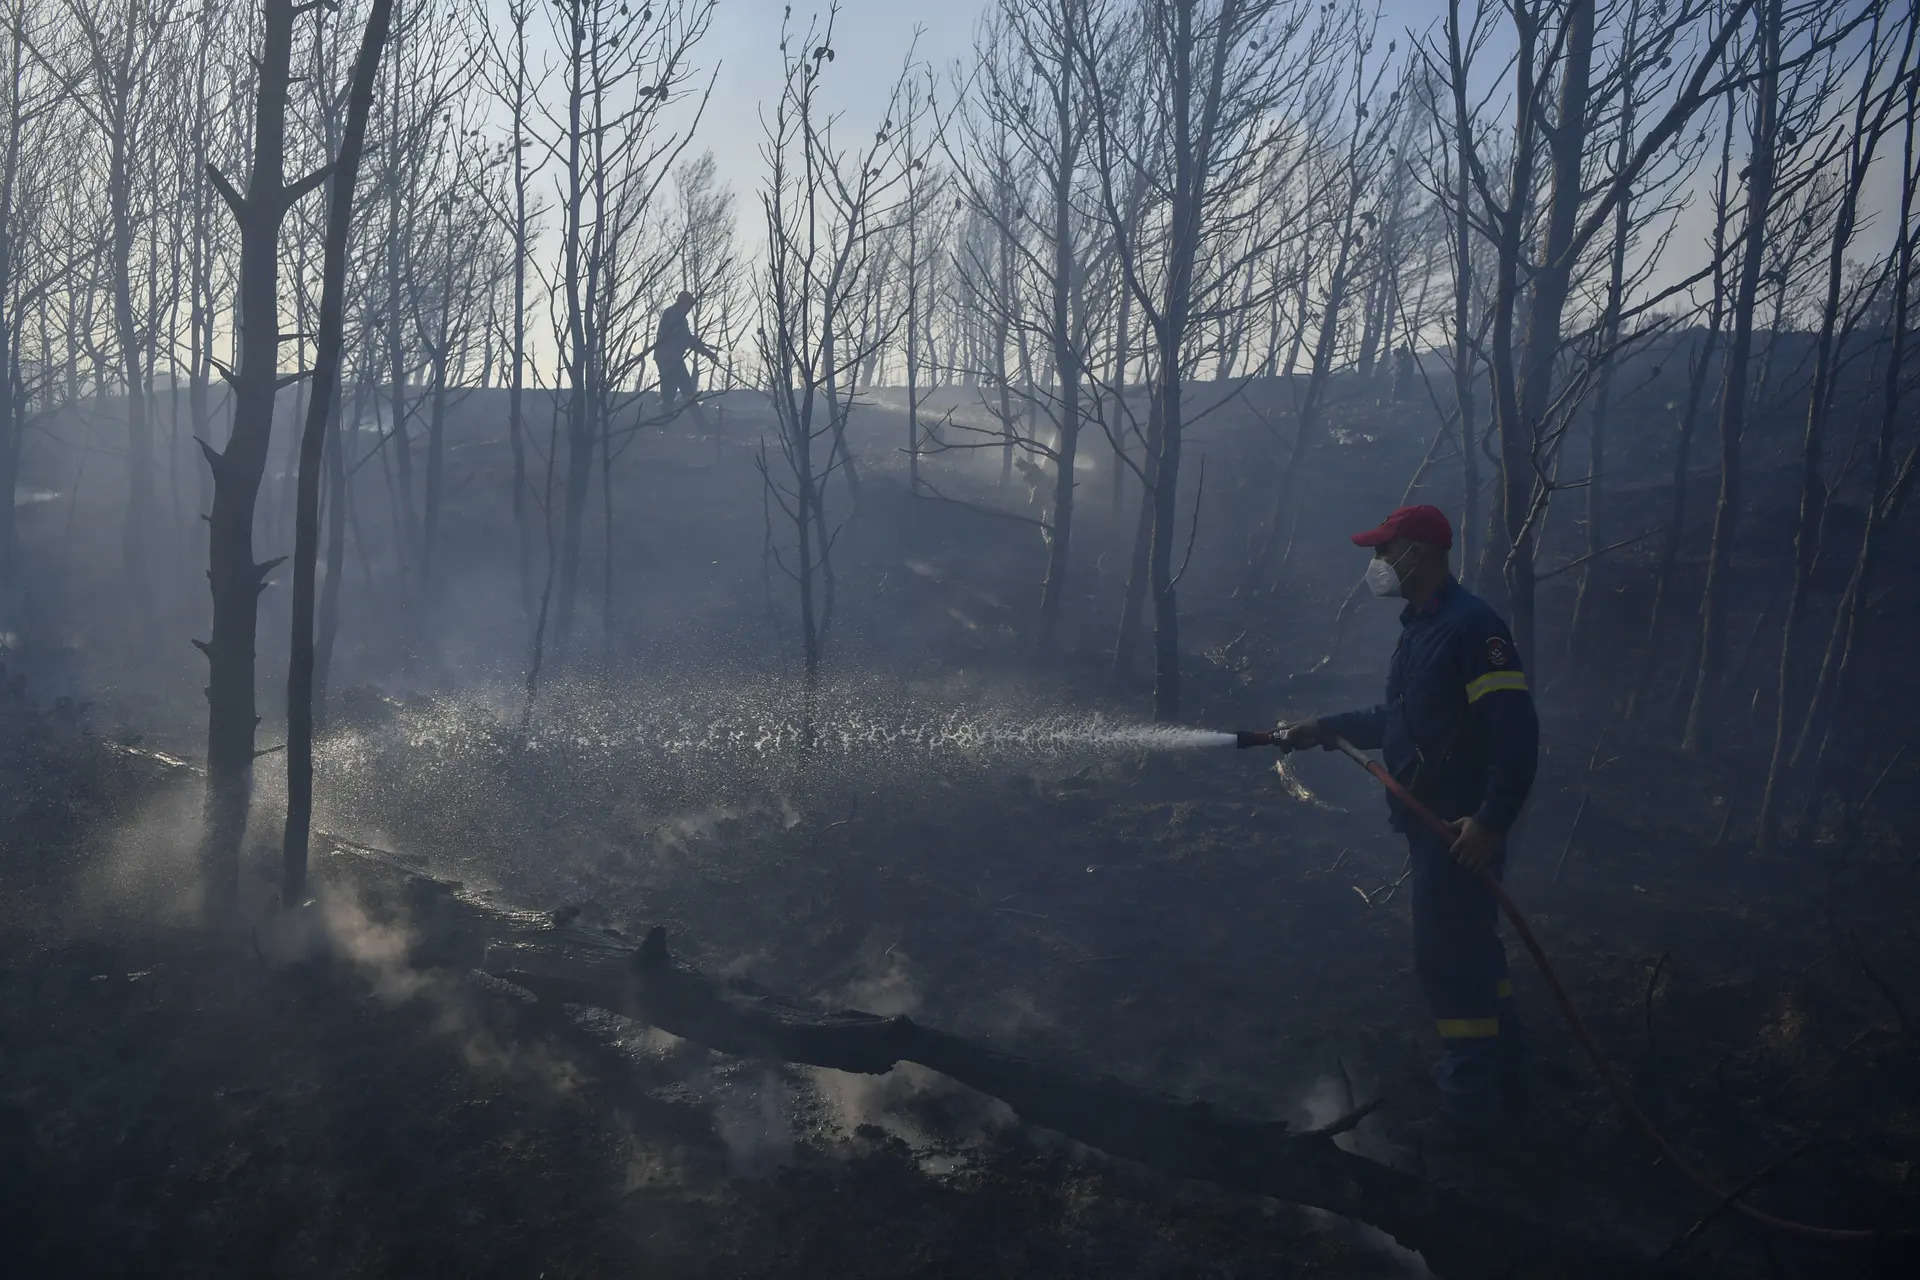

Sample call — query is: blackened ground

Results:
[5,352,1919,1277]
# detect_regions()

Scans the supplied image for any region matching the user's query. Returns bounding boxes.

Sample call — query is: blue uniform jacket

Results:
[1320,578,1539,834]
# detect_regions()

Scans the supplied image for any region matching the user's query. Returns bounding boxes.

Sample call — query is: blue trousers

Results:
[1408,829,1524,1123]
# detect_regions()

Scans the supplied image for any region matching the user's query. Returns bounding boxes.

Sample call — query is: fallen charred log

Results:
[486,924,1670,1279]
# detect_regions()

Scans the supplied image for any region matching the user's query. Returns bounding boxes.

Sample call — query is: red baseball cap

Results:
[1351,504,1453,550]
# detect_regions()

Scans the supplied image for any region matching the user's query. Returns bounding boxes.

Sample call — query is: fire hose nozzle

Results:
[1234,729,1280,749]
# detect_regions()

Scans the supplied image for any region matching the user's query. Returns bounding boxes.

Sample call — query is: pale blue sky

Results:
[694,0,985,202]
[492,0,1434,209]
[483,0,1902,320]
[690,0,1433,200]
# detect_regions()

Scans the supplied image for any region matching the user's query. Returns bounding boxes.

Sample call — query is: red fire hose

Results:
[1298,730,1904,1243]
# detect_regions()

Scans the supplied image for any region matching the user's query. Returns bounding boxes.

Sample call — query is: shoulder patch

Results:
[1485,635,1513,668]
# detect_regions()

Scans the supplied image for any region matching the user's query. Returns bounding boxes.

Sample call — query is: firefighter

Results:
[655,290,720,425]
[1281,504,1539,1138]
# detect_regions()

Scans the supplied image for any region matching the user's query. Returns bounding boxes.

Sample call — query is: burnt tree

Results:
[1684,0,1781,752]
[199,0,334,918]
[283,0,394,906]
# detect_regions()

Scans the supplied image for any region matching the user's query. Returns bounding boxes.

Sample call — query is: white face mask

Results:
[1366,548,1413,598]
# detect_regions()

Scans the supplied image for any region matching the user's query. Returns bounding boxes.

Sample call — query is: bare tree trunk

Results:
[109,106,155,627]
[1628,103,1737,723]
[163,195,187,548]
[1564,4,1640,659]
[188,2,217,538]
[0,17,20,621]
[1756,12,1912,850]
[1145,9,1193,720]
[1110,259,1131,515]
[422,353,449,600]
[315,374,358,719]
[554,13,591,656]
[1264,224,1355,580]
[1148,360,1184,721]
[993,166,1019,488]
[421,253,454,609]
[1685,0,1779,754]
[1502,0,1595,667]
[600,342,615,658]
[284,0,393,906]
[274,235,313,552]
[906,175,923,493]
[1355,261,1385,383]
[1037,66,1084,652]
[201,0,317,918]
[523,389,562,731]
[1632,335,1717,715]
[507,3,534,622]
[0,346,13,618]
[1144,0,1225,723]
[1792,70,1918,780]
[1564,325,1621,656]
[1479,7,1542,619]
[0,347,18,621]
[1446,2,1479,587]
[756,10,906,702]
[1281,252,1312,377]
[1113,379,1161,681]
[1015,290,1033,406]
[385,44,418,590]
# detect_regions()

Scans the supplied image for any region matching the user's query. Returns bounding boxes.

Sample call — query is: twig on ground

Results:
[1655,1141,1820,1263]
[1861,743,1907,811]
[1644,952,1670,1057]
[1843,930,1914,1040]
[1710,803,1736,854]
[1555,793,1590,883]
[822,798,858,833]
[316,830,412,862]
[1555,725,1614,882]
[1354,856,1413,907]
[1308,1097,1384,1140]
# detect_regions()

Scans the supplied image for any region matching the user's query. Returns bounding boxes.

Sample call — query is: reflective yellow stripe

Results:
[1496,978,1514,999]
[1436,1017,1501,1039]
[1466,670,1529,703]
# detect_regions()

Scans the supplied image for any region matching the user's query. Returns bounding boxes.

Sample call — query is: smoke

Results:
[313,883,426,1002]
[85,776,208,922]
[234,871,590,1104]
[806,1060,1016,1175]
[838,949,920,1017]
[796,950,1016,1166]
[972,985,1056,1042]
[1295,1073,1430,1275]
[704,1063,797,1177]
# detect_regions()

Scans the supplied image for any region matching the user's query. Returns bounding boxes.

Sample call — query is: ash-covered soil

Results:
[6,366,1919,1277]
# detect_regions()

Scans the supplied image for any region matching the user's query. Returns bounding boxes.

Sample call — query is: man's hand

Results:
[1277,719,1332,751]
[1448,817,1504,872]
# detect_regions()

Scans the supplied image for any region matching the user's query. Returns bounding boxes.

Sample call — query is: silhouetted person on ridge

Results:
[655,289,720,428]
